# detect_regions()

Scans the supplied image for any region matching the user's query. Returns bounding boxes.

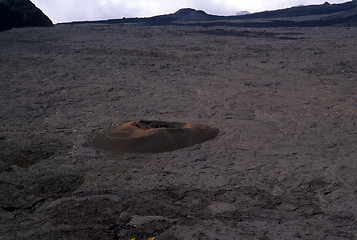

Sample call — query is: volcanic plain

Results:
[0,23,356,239]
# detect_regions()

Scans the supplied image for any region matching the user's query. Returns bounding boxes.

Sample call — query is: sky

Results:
[32,0,351,24]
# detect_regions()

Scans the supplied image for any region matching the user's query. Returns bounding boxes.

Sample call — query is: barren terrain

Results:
[0,24,356,239]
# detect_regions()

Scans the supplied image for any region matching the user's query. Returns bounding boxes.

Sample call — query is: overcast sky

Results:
[32,0,350,24]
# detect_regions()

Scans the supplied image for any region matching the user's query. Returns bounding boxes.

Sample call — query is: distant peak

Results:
[236,11,250,16]
[323,2,331,5]
[174,8,197,14]
[170,8,211,22]
[173,8,207,16]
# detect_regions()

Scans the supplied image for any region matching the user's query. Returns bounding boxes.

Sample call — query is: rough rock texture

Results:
[0,0,53,31]
[0,24,356,239]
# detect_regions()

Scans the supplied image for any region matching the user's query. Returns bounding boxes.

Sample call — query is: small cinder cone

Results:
[93,120,219,153]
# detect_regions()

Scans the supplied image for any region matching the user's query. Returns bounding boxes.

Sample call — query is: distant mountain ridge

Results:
[91,8,220,25]
[237,0,356,19]
[65,0,357,27]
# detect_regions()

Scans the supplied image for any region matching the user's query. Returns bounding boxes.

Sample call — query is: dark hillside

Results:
[235,0,357,19]
[0,0,53,31]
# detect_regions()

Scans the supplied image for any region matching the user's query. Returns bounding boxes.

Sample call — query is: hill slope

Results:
[0,0,53,31]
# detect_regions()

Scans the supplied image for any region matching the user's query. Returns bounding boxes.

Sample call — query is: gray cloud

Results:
[32,0,350,23]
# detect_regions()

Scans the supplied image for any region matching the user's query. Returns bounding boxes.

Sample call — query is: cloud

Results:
[32,0,350,24]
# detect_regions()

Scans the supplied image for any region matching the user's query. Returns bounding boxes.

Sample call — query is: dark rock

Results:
[0,0,53,31]
[0,133,71,169]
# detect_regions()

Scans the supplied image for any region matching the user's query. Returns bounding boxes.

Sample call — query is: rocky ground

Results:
[0,24,356,239]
